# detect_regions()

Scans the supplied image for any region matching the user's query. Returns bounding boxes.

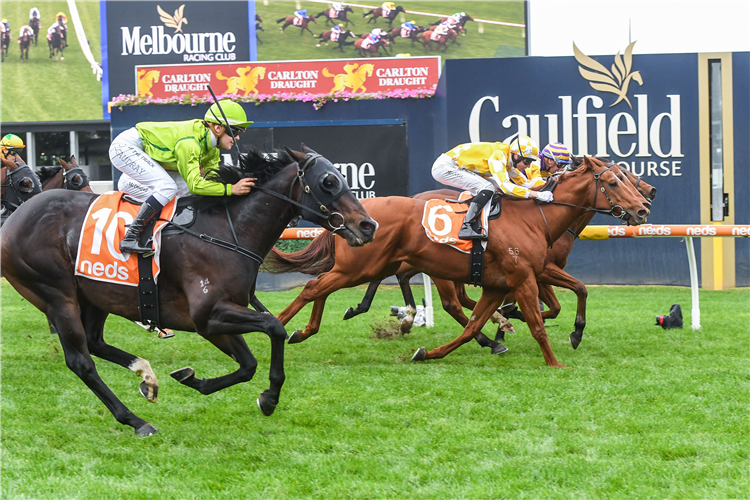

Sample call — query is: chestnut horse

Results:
[363,6,405,27]
[0,147,377,436]
[420,28,459,51]
[347,165,657,350]
[266,157,649,367]
[276,15,317,36]
[354,37,389,57]
[316,6,356,26]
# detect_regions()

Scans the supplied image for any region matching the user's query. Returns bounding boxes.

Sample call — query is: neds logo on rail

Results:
[120,4,237,62]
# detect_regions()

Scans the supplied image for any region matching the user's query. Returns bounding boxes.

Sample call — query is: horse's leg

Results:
[343,279,382,320]
[515,278,566,368]
[454,282,514,340]
[173,301,287,415]
[432,278,508,355]
[51,303,157,435]
[538,265,588,349]
[80,301,160,402]
[538,283,560,320]
[396,270,419,333]
[413,289,505,360]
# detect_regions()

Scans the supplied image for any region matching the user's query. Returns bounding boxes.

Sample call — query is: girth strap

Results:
[468,240,484,287]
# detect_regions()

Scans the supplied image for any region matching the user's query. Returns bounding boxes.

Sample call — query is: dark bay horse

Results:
[29,17,40,45]
[431,14,475,34]
[389,25,426,46]
[316,29,358,52]
[316,6,356,26]
[277,15,317,36]
[0,147,377,436]
[36,155,93,192]
[347,165,657,350]
[1,28,9,62]
[48,24,64,60]
[266,157,649,368]
[19,29,32,60]
[363,6,405,27]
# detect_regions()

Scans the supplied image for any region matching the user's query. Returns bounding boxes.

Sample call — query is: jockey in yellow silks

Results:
[431,136,551,240]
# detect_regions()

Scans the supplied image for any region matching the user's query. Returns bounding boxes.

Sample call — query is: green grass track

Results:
[1,279,748,498]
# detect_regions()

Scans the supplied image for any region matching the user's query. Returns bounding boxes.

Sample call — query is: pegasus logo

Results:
[157,5,188,33]
[574,41,643,109]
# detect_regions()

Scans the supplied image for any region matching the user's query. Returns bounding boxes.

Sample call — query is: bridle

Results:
[535,161,631,247]
[252,152,350,234]
[62,166,90,191]
[1,161,42,213]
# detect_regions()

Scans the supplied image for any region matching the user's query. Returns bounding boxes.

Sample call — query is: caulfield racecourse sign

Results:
[105,1,251,104]
[133,57,440,99]
[450,43,694,180]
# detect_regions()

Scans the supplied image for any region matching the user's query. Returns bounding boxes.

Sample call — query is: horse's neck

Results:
[42,171,63,190]
[232,167,299,256]
[539,171,600,242]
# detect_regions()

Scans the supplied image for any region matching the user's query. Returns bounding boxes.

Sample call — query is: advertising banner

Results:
[240,124,409,199]
[134,56,440,99]
[105,1,252,103]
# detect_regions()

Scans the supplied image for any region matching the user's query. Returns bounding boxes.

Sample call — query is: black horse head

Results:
[1,156,43,218]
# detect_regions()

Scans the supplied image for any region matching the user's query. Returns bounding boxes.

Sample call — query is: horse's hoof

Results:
[400,318,414,334]
[158,328,175,339]
[170,367,195,383]
[343,307,356,320]
[135,423,158,436]
[411,347,426,361]
[491,343,509,355]
[257,391,278,416]
[288,330,302,344]
[570,333,582,350]
[139,381,159,402]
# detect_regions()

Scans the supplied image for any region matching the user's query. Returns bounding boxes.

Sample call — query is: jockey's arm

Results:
[175,141,231,196]
[488,153,535,199]
[508,166,546,189]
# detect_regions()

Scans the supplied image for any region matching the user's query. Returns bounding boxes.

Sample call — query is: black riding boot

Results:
[458,189,493,240]
[119,197,163,254]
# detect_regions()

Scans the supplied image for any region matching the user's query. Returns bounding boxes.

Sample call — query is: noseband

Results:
[542,161,628,220]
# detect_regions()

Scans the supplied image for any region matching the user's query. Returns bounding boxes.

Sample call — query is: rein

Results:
[535,162,628,246]
[159,201,264,265]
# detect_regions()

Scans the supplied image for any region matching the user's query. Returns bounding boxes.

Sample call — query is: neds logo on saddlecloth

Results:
[120,4,237,62]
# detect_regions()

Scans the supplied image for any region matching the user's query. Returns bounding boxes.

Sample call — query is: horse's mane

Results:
[205,147,294,187]
[199,147,296,213]
[35,166,62,183]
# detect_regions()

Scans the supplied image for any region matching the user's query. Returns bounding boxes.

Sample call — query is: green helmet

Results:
[1,134,26,149]
[204,99,253,129]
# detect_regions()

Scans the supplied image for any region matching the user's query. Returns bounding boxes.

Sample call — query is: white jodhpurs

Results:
[109,127,189,205]
[432,153,498,201]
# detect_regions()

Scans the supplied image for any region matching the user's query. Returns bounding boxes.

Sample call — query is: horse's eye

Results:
[323,175,338,190]
[19,178,34,193]
[609,181,618,188]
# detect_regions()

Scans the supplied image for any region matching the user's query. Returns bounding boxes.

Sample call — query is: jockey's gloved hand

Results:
[536,191,554,203]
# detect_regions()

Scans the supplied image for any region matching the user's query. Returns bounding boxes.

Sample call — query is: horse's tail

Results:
[264,232,336,275]
[362,10,373,17]
[322,67,336,78]
[216,70,229,81]
[276,17,287,23]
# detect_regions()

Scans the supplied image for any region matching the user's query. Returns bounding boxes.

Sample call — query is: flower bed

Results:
[110,89,436,111]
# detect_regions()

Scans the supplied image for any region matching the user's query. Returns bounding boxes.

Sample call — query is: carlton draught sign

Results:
[134,56,440,98]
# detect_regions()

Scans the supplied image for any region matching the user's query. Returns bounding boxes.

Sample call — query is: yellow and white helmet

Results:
[509,135,539,163]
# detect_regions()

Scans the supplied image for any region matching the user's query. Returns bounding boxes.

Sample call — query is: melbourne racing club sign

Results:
[105,1,251,101]
[134,56,440,99]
